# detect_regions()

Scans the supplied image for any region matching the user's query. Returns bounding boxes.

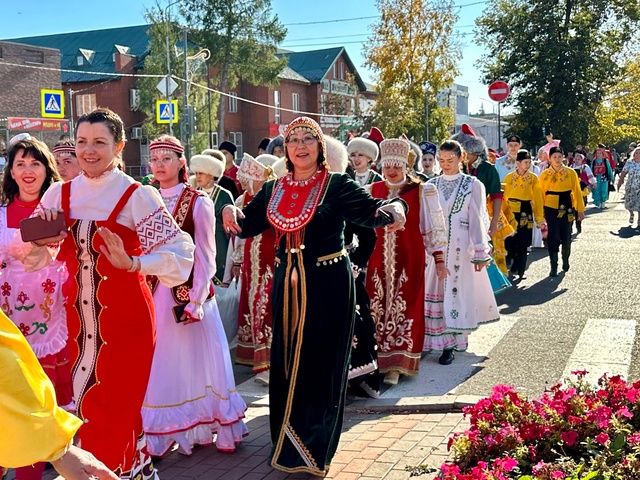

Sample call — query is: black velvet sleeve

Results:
[237,180,274,239]
[334,174,407,228]
[346,222,378,269]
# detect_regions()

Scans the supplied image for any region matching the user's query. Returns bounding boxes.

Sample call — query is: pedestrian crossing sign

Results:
[156,100,179,124]
[41,89,65,118]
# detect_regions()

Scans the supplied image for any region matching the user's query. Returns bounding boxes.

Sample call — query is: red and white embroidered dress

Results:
[235,191,275,373]
[365,180,446,375]
[12,169,194,479]
[142,183,247,456]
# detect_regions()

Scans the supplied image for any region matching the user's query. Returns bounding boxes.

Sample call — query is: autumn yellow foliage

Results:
[590,55,640,145]
[364,0,461,142]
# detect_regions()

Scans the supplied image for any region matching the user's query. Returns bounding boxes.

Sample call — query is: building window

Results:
[24,50,44,64]
[350,98,356,114]
[229,132,243,159]
[76,94,97,116]
[292,93,300,113]
[320,95,327,114]
[274,90,281,124]
[332,63,337,79]
[77,56,84,66]
[228,92,238,113]
[340,62,345,80]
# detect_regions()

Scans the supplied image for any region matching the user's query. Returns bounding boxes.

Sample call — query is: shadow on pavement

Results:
[498,274,568,315]
[610,226,640,239]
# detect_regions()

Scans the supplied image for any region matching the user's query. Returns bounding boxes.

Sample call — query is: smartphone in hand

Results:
[20,215,67,243]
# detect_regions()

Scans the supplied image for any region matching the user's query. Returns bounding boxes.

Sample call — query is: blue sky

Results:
[4,0,493,114]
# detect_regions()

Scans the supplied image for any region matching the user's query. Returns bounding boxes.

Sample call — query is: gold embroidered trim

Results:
[272,250,319,471]
[285,425,318,470]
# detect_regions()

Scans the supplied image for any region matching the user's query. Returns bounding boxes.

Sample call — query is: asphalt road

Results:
[234,188,640,404]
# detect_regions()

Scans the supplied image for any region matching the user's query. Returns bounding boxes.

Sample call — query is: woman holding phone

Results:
[142,135,247,457]
[11,109,194,479]
[0,134,72,480]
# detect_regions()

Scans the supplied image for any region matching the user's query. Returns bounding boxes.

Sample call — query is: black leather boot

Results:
[518,254,527,277]
[549,251,558,277]
[562,245,571,272]
[439,348,455,365]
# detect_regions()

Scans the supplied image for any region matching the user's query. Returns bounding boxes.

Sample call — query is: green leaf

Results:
[611,434,626,452]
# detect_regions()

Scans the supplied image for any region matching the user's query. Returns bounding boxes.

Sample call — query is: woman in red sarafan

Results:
[233,153,286,385]
[11,108,194,479]
[366,138,447,386]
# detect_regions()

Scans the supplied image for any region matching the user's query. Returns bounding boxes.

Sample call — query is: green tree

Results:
[182,0,287,142]
[136,7,219,155]
[364,0,461,142]
[590,54,640,146]
[475,0,640,149]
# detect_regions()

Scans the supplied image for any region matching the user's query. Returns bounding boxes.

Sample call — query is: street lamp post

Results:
[164,0,181,136]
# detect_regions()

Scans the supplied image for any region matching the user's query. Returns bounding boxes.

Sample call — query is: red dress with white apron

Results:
[59,182,157,479]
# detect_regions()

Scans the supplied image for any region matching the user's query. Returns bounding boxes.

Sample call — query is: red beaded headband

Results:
[52,146,76,155]
[149,141,184,155]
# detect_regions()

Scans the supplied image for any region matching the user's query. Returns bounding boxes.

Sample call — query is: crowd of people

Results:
[2,105,639,479]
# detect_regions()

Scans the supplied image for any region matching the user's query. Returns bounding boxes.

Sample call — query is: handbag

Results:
[608,183,616,192]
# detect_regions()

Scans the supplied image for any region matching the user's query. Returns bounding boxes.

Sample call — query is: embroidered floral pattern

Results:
[42,279,56,294]
[1,282,11,297]
[40,278,56,324]
[438,176,462,201]
[15,291,35,311]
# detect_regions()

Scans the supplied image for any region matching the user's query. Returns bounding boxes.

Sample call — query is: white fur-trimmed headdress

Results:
[324,136,349,173]
[256,154,286,179]
[189,154,224,178]
[347,137,379,163]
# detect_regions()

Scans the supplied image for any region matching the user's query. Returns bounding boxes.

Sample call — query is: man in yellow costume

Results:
[0,310,116,480]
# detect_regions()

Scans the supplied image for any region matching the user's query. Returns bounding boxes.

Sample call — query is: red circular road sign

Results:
[488,80,510,102]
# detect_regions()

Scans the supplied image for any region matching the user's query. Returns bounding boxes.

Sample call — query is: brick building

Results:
[3,26,373,169]
[4,26,150,171]
[0,40,65,149]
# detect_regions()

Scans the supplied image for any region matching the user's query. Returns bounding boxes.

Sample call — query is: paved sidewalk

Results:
[143,406,468,480]
[15,405,467,480]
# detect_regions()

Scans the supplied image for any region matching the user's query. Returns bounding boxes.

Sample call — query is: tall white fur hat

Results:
[347,137,379,163]
[324,136,349,173]
[189,154,224,178]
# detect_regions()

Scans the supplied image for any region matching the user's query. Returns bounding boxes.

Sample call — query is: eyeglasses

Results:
[148,156,176,166]
[287,136,317,147]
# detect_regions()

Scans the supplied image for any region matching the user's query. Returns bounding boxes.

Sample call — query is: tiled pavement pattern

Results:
[11,406,468,480]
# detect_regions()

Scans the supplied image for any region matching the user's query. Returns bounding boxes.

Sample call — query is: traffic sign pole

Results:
[488,81,510,151]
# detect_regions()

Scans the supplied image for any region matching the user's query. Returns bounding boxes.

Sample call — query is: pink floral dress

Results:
[0,203,73,408]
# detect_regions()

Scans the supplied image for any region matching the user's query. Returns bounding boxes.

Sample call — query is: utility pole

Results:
[182,28,190,160]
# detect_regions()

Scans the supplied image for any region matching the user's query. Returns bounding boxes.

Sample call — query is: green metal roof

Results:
[5,25,151,83]
[277,46,367,91]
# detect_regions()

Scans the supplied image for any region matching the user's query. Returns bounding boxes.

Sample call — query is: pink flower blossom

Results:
[561,430,579,447]
[552,471,564,479]
[494,456,518,472]
[616,406,633,419]
[595,432,610,445]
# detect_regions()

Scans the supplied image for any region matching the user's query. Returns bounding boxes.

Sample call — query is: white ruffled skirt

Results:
[142,286,248,456]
